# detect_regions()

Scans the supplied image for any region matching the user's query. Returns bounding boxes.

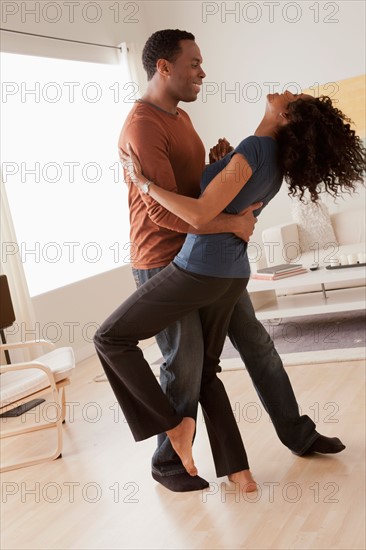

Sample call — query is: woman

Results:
[94,92,365,490]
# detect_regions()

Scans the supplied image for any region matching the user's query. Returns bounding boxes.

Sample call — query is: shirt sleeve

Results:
[231,135,261,173]
[120,117,191,233]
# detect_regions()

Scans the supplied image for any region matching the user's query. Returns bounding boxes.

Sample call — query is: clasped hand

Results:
[209,137,234,163]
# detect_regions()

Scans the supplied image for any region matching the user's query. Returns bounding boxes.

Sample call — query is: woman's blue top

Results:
[174,135,283,278]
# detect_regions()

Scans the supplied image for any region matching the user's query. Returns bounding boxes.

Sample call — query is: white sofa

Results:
[260,207,365,292]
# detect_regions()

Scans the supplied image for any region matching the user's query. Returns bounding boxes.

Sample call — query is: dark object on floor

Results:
[0,399,46,418]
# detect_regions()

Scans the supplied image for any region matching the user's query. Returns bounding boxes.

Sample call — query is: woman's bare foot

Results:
[228,470,257,493]
[166,418,197,476]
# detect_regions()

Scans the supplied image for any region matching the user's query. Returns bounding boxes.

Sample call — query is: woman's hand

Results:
[119,143,146,188]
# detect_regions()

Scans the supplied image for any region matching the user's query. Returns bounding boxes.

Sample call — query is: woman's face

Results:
[266,90,312,116]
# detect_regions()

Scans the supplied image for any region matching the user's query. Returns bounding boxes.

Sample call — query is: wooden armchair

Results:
[0,275,75,472]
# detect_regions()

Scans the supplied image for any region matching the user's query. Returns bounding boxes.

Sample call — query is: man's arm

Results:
[120,118,196,232]
[145,199,259,242]
[192,207,259,242]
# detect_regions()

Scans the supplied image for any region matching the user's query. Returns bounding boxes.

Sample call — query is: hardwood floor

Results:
[1,354,365,550]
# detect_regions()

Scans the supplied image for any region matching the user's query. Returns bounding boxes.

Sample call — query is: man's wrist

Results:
[223,213,242,233]
[199,213,240,233]
[227,215,251,242]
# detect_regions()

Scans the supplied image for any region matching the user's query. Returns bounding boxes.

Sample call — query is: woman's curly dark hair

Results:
[142,29,195,80]
[276,95,366,202]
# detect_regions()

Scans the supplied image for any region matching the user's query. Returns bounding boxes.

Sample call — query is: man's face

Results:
[165,40,206,103]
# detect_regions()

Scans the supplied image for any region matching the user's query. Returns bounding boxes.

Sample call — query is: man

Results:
[118,29,345,493]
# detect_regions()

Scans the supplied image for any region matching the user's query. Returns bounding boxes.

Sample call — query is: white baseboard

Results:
[218,347,365,371]
[146,342,365,376]
[280,346,366,367]
[75,338,365,374]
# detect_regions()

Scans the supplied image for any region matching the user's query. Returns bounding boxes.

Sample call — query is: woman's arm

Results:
[121,144,253,228]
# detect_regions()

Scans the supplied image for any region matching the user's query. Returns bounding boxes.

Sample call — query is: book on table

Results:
[252,263,307,280]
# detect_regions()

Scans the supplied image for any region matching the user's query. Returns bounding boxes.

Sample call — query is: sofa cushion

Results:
[291,198,338,253]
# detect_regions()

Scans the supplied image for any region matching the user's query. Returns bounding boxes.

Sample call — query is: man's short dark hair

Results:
[142,29,195,80]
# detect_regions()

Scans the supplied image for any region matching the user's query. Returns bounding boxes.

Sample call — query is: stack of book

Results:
[252,263,307,280]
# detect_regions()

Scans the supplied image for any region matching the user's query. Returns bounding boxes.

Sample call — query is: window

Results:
[1,51,136,296]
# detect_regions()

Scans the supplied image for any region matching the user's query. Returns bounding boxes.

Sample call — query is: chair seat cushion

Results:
[0,347,75,408]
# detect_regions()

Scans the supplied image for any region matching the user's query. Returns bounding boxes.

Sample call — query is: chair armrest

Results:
[262,222,300,266]
[0,340,55,351]
[0,361,58,391]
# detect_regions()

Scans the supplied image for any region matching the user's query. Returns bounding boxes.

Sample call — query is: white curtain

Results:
[120,42,147,98]
[1,44,140,365]
[0,176,38,360]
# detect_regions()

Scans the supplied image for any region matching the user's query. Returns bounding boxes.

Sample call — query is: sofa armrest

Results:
[330,210,366,245]
[262,222,300,266]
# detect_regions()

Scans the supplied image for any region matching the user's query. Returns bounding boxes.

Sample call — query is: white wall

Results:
[32,265,137,361]
[143,1,365,135]
[2,1,365,359]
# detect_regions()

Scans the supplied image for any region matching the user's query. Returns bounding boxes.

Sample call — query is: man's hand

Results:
[233,203,262,242]
[209,138,234,163]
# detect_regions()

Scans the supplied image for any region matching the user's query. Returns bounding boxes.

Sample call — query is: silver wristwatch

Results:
[141,180,152,194]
